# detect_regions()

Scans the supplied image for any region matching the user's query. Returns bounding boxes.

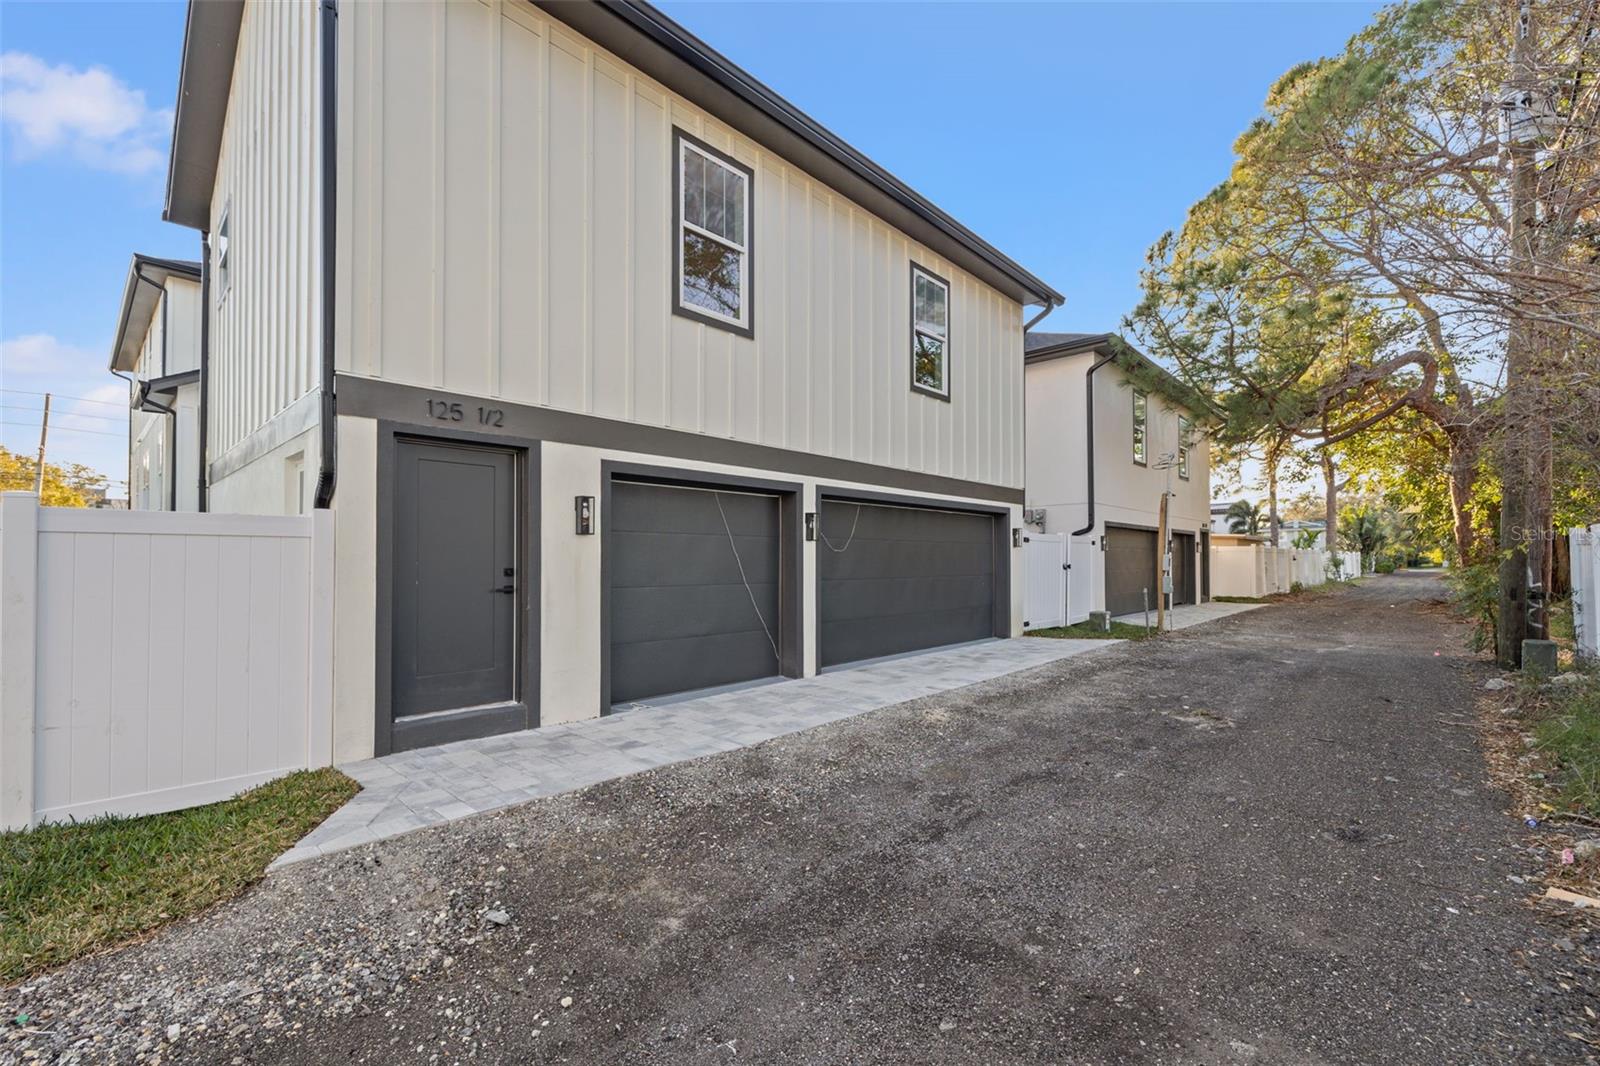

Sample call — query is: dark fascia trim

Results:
[144,368,201,397]
[374,424,542,755]
[1026,332,1210,420]
[164,1,245,229]
[109,254,203,372]
[816,485,1014,641]
[671,127,756,338]
[599,460,804,717]
[908,262,952,403]
[335,373,1025,505]
[1022,332,1116,365]
[537,0,1061,311]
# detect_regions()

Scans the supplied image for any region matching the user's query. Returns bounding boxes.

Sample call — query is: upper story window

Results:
[1178,416,1192,479]
[910,264,950,400]
[1132,389,1148,465]
[215,203,232,302]
[674,130,753,336]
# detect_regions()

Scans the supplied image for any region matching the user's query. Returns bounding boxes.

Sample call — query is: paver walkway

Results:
[1112,598,1263,630]
[274,636,1111,867]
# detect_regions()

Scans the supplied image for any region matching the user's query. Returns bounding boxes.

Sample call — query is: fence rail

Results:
[1,492,334,829]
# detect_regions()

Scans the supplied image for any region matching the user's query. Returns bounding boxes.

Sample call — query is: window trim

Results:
[671,128,755,338]
[908,262,952,402]
[1177,415,1191,480]
[215,201,232,304]
[1132,389,1148,466]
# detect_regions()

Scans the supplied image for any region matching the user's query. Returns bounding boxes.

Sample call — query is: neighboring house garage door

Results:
[816,498,998,668]
[607,479,784,705]
[1171,531,1197,607]
[1103,525,1158,617]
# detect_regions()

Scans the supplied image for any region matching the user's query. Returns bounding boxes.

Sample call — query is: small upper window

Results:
[1132,389,1148,465]
[1177,416,1191,479]
[910,264,950,400]
[215,204,231,301]
[674,131,753,335]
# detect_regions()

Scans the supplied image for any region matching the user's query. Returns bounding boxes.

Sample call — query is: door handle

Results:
[492,585,515,594]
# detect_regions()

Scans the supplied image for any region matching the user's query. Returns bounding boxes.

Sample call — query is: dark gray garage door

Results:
[816,499,996,668]
[608,480,782,704]
[1103,526,1158,617]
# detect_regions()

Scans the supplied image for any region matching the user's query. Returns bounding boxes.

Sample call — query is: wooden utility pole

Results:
[1156,488,1169,632]
[33,393,51,495]
[1496,1,1550,666]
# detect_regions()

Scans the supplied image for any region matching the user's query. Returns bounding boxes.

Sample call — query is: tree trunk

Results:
[1321,449,1338,553]
[1266,454,1281,548]
[1444,430,1478,565]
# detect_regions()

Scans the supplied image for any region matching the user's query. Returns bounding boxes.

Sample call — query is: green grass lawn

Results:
[1026,619,1157,640]
[1212,595,1269,604]
[1532,672,1600,820]
[0,768,357,982]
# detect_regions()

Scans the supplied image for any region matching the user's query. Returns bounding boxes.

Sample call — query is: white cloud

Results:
[1,332,99,375]
[0,52,170,175]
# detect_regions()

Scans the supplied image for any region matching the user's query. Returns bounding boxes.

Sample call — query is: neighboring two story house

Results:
[1024,332,1212,617]
[108,254,204,512]
[160,0,1060,757]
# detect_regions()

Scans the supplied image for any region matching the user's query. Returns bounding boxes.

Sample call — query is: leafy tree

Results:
[1225,499,1265,535]
[0,446,108,508]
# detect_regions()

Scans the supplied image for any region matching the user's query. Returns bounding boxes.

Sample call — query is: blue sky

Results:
[0,0,1382,491]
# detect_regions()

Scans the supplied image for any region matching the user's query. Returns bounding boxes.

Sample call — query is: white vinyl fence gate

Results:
[1,493,334,829]
[1022,532,1067,631]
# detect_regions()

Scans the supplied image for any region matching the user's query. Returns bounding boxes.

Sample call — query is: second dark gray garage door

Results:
[1103,525,1158,616]
[608,480,782,704]
[817,499,997,668]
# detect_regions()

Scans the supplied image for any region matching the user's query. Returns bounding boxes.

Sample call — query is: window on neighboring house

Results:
[216,203,232,301]
[1132,389,1148,465]
[1178,416,1191,479]
[674,131,753,335]
[910,264,951,400]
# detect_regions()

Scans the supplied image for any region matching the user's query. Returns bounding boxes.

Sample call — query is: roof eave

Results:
[163,0,245,231]
[109,254,204,373]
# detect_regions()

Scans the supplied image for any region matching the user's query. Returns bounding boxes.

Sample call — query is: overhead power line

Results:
[0,387,128,409]
[0,420,126,439]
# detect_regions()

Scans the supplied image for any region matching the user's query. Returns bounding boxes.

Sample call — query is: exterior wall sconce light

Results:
[575,495,595,535]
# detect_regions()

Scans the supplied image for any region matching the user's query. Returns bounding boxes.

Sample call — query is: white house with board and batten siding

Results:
[155,0,1062,762]
[1024,333,1213,620]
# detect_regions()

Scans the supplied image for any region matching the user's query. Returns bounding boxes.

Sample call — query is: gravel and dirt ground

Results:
[6,572,1595,1065]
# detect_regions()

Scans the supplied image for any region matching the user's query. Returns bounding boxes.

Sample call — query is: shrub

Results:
[1289,580,1305,594]
[1445,559,1498,654]
[1375,560,1397,574]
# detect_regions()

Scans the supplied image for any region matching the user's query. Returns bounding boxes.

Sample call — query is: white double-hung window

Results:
[910,264,951,400]
[674,130,753,336]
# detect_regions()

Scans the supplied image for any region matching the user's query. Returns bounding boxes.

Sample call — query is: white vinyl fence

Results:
[1209,542,1360,599]
[1572,524,1599,661]
[0,493,334,829]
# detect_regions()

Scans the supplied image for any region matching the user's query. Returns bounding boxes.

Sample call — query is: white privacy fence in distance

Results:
[1208,543,1360,599]
[0,493,334,830]
[1573,524,1599,661]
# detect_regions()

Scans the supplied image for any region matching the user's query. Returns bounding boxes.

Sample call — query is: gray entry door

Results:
[1171,531,1196,607]
[1103,526,1158,617]
[609,480,782,704]
[817,499,995,668]
[393,441,517,719]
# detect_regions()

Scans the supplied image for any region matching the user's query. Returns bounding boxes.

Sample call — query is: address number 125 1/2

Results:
[427,398,504,427]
